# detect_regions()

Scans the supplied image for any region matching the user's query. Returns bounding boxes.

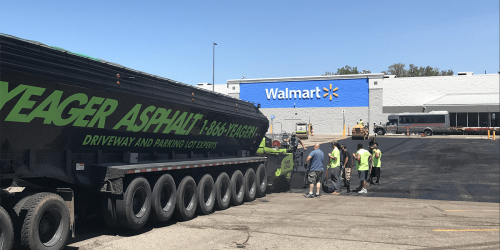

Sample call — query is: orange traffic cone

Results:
[406,127,409,136]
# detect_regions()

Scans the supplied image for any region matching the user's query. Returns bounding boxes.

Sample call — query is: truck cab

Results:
[374,117,398,135]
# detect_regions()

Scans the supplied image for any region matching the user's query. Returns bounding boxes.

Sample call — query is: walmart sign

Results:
[240,79,368,108]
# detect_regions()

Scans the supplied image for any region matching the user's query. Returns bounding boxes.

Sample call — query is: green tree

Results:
[387,63,407,77]
[385,63,453,77]
[323,65,369,75]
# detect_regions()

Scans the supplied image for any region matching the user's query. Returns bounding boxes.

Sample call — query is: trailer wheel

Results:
[175,176,198,221]
[151,174,176,222]
[0,206,14,250]
[243,168,257,202]
[424,129,433,136]
[255,164,267,197]
[19,193,70,250]
[116,177,151,229]
[214,172,231,210]
[230,170,245,206]
[101,194,121,228]
[196,174,215,215]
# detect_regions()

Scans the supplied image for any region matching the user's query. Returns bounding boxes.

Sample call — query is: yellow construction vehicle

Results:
[352,123,369,140]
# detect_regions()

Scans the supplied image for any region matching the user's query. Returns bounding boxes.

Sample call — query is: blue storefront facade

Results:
[228,74,384,135]
[239,78,369,109]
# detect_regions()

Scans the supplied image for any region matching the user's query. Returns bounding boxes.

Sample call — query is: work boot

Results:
[346,181,351,193]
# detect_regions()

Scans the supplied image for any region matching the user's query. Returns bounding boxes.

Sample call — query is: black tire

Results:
[230,170,245,206]
[243,168,257,202]
[174,176,198,221]
[0,206,14,250]
[116,177,152,230]
[376,129,385,135]
[214,172,231,210]
[424,129,433,136]
[19,193,70,250]
[196,174,215,215]
[150,174,177,222]
[101,194,121,228]
[255,164,267,197]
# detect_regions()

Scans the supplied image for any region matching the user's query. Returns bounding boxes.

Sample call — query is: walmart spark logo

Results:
[323,84,339,101]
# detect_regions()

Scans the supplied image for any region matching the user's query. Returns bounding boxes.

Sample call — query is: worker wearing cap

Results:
[284,132,306,150]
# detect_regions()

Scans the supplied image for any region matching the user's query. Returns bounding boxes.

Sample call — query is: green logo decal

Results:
[1,81,259,142]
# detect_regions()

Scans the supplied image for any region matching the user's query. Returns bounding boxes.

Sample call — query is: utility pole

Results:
[213,43,217,92]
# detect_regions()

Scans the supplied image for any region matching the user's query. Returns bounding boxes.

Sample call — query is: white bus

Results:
[374,111,450,136]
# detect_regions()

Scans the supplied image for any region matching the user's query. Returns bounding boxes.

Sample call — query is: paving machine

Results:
[352,123,369,140]
[256,134,305,190]
[295,122,309,139]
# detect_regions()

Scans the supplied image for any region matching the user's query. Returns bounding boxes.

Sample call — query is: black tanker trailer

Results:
[0,33,269,250]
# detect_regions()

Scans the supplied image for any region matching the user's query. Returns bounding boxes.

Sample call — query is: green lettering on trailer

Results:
[5,85,46,122]
[165,111,189,135]
[87,98,119,128]
[25,90,63,124]
[112,104,142,131]
[73,96,104,127]
[52,93,88,126]
[131,105,156,132]
[82,135,93,145]
[142,108,174,133]
[0,82,29,111]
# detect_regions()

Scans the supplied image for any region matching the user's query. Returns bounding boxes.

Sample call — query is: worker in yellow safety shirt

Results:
[327,141,342,194]
[353,143,372,194]
[359,119,364,127]
[370,142,382,185]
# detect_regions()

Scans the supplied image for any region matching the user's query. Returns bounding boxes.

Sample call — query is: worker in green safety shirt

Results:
[370,142,382,185]
[353,143,372,194]
[327,141,342,194]
[359,119,365,127]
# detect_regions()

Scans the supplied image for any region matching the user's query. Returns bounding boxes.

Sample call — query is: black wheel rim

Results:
[38,208,63,247]
[203,182,214,206]
[183,184,195,211]
[160,184,173,212]
[132,187,147,218]
[221,179,229,203]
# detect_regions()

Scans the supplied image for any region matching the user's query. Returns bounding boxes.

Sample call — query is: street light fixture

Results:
[213,42,217,92]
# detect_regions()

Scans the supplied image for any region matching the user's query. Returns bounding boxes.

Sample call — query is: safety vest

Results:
[329,148,340,169]
[372,149,382,168]
[356,149,370,171]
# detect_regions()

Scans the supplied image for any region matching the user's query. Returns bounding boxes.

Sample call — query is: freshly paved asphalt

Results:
[291,137,500,203]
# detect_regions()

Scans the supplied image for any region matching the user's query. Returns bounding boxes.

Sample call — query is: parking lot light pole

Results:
[213,42,217,92]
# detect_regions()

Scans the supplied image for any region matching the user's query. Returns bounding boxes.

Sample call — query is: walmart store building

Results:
[202,72,499,134]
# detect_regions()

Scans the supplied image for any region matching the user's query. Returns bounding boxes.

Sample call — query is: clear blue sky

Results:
[1,0,498,85]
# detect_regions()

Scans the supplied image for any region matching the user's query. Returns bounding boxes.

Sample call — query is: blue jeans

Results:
[329,167,342,192]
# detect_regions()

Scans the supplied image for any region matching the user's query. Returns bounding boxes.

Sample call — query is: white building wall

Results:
[196,83,229,95]
[382,74,500,107]
[260,107,368,135]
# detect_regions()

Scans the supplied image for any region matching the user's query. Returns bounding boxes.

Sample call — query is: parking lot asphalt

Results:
[290,137,500,203]
[66,137,500,249]
[68,195,499,250]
